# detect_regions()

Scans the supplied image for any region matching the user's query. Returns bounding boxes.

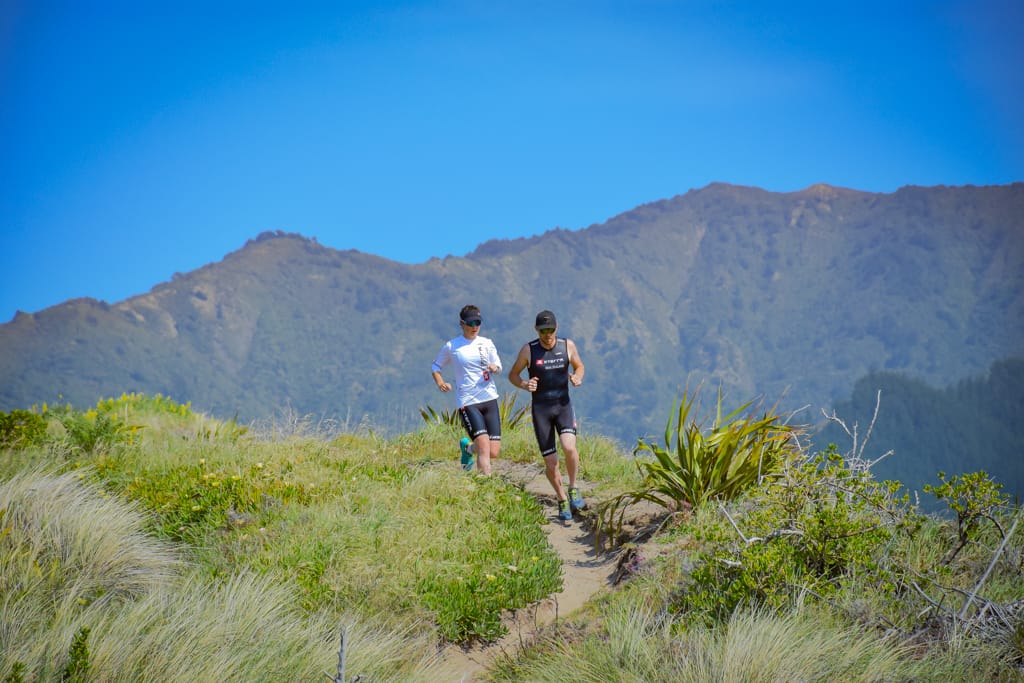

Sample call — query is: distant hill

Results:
[2,182,1022,452]
[818,358,1024,503]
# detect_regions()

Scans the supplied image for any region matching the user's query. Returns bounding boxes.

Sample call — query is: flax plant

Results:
[419,392,530,431]
[596,389,797,548]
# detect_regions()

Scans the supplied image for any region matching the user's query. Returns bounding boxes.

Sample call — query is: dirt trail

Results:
[439,461,620,681]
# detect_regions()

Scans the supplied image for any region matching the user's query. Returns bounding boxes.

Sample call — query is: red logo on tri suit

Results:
[535,359,544,365]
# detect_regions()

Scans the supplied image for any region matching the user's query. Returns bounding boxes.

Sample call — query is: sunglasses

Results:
[537,328,555,335]
[461,320,482,327]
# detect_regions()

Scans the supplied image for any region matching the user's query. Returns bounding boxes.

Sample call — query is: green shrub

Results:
[0,410,47,448]
[103,456,313,542]
[61,627,91,682]
[417,477,562,642]
[674,446,921,625]
[3,662,26,683]
[51,406,130,453]
[924,470,1011,565]
[95,392,194,418]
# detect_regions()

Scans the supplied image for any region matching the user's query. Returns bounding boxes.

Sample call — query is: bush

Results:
[674,446,921,625]
[924,470,1011,565]
[58,409,130,453]
[61,627,91,682]
[0,410,47,448]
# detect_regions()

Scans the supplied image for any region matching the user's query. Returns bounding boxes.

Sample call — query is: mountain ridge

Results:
[2,182,1022,448]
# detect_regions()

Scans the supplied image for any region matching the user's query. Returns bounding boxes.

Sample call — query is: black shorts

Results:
[459,399,502,440]
[531,400,577,457]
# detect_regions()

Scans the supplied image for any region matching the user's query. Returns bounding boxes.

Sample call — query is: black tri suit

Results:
[527,337,578,456]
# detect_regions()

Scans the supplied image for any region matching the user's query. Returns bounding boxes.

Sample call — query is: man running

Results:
[431,304,503,474]
[508,309,586,521]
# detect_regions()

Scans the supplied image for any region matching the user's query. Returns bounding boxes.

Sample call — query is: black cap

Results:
[535,310,556,328]
[461,312,482,324]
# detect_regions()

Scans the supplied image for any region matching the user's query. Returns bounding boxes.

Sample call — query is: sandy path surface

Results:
[439,461,620,681]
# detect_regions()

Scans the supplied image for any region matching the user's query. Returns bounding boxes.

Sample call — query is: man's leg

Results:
[544,452,566,501]
[561,432,586,510]
[560,432,579,488]
[534,404,570,519]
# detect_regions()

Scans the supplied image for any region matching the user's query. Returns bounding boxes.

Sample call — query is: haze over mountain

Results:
[2,183,1022,457]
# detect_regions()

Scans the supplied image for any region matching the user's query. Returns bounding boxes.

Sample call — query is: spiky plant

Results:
[419,393,530,431]
[595,389,798,548]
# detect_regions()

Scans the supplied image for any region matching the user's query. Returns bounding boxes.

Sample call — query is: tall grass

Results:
[487,599,966,682]
[85,573,456,682]
[0,467,477,681]
[1,397,576,679]
[0,468,180,666]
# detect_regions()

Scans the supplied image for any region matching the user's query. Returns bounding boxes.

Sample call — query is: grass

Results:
[0,397,576,680]
[2,394,1023,681]
[486,586,1003,682]
[1,469,181,677]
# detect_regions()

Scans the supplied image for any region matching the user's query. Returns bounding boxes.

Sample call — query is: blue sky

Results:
[2,0,1022,322]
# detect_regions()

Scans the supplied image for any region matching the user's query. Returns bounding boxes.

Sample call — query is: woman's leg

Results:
[473,434,493,475]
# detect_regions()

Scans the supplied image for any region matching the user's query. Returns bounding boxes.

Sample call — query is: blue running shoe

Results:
[459,437,474,471]
[568,486,586,511]
[557,499,572,521]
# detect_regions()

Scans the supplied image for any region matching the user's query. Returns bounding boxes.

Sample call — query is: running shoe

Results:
[557,499,572,521]
[568,486,586,511]
[459,437,474,471]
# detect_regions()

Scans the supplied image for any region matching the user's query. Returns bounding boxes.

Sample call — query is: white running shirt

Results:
[431,334,502,408]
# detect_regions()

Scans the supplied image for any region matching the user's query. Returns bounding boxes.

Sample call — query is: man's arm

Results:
[508,344,537,392]
[567,339,585,387]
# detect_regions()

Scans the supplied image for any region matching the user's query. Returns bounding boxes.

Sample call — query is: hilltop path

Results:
[439,460,621,681]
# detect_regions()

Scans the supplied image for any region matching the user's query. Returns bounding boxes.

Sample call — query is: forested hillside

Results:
[817,357,1024,502]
